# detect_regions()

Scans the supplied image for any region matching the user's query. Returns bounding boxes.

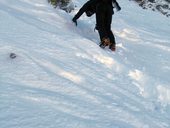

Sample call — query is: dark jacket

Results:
[73,0,121,20]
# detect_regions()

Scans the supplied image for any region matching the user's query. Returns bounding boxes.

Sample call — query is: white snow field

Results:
[0,0,170,128]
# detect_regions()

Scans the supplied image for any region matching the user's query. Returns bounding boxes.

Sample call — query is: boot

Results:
[99,42,105,48]
[102,37,111,46]
[109,43,116,51]
[99,37,111,48]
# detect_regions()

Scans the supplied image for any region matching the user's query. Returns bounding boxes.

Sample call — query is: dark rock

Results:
[10,53,16,59]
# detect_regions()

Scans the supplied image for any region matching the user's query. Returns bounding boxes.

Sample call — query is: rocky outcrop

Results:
[132,0,170,17]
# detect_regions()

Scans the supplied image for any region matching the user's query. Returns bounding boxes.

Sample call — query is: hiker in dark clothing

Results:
[72,0,121,51]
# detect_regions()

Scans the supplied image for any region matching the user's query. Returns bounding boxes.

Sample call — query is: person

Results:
[72,0,121,51]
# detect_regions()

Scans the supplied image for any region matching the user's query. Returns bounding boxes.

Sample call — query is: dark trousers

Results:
[96,2,115,44]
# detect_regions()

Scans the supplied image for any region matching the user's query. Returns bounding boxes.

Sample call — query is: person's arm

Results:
[72,1,91,25]
[112,0,121,11]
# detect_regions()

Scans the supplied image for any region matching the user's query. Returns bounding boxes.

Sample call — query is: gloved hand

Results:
[117,6,121,11]
[72,17,77,26]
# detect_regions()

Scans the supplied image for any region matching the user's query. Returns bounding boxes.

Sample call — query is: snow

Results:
[0,0,170,127]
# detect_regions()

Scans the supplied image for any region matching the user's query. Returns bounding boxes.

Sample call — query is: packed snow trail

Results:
[0,0,170,128]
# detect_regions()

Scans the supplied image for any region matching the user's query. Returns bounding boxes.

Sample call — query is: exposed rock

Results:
[132,0,170,17]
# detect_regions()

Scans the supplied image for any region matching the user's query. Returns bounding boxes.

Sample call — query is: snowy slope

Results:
[0,0,170,128]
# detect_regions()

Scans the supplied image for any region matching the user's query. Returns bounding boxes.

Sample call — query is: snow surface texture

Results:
[0,0,170,128]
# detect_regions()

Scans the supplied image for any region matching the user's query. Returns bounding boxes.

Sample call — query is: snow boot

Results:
[99,37,111,48]
[109,43,116,51]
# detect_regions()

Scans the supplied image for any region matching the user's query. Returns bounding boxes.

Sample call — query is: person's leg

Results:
[105,5,115,43]
[105,5,116,51]
[96,3,106,41]
[96,3,111,47]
